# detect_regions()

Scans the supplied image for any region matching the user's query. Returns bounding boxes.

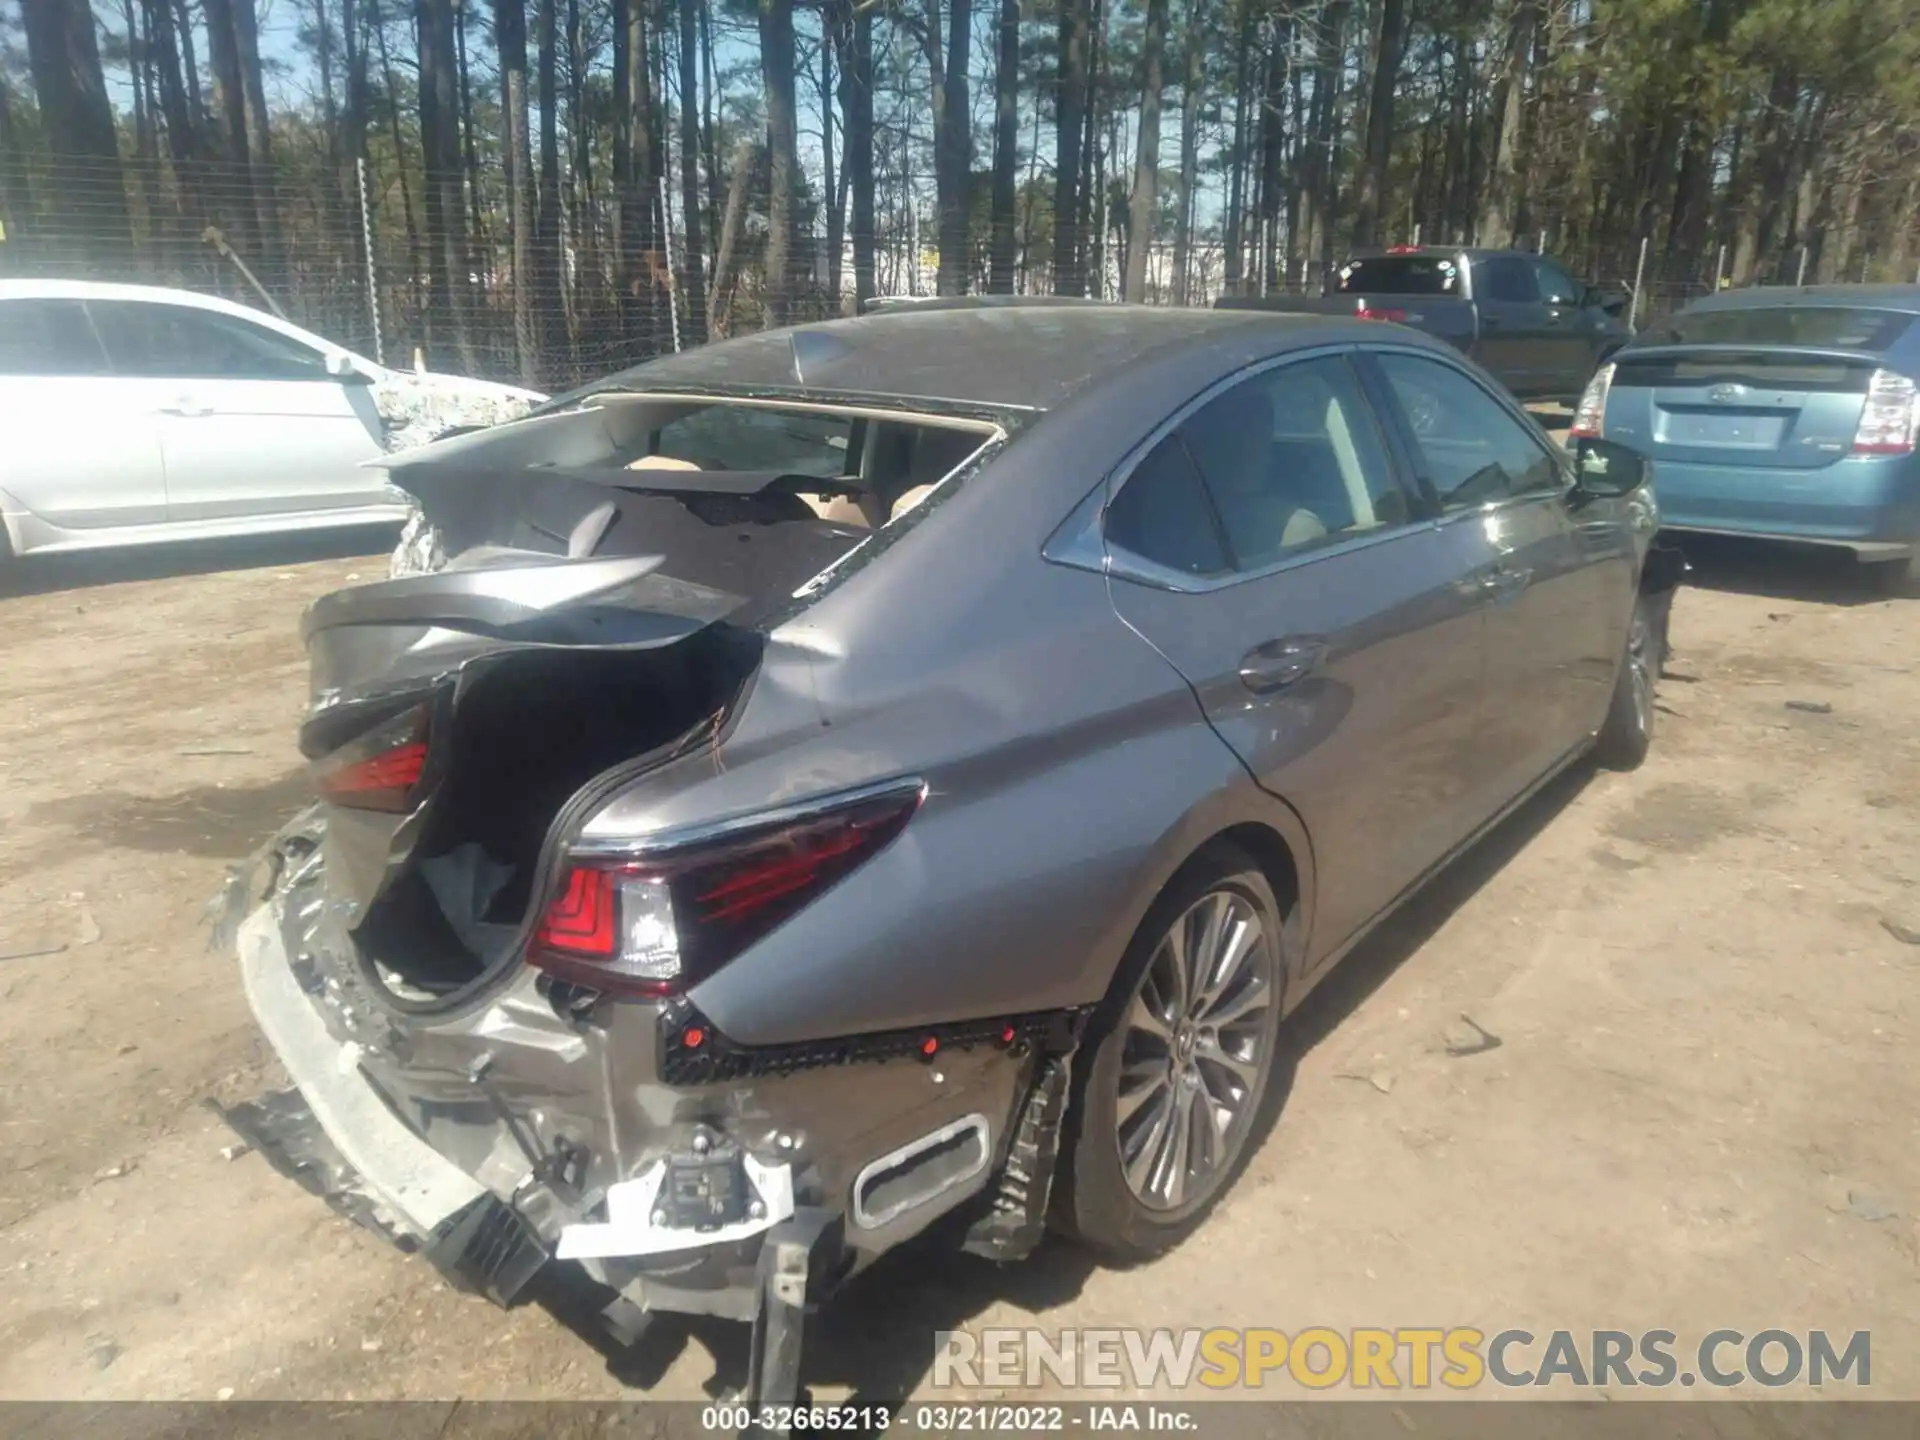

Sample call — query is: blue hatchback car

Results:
[1572,286,1920,591]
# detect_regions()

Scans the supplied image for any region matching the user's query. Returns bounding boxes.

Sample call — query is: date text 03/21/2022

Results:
[699,1404,1198,1431]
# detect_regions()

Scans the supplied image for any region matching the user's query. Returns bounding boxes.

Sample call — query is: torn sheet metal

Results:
[372,371,546,458]
[236,906,487,1237]
[373,371,547,578]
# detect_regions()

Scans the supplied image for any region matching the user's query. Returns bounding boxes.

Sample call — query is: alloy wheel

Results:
[1115,887,1277,1212]
[1626,606,1654,735]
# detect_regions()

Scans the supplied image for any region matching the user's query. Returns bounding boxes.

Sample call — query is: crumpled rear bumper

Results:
[223,861,1080,1324]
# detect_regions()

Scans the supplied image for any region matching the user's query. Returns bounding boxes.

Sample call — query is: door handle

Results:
[1482,315,1503,329]
[1238,637,1327,694]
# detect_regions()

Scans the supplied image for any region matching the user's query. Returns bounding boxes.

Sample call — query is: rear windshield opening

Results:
[1646,307,1914,352]
[601,396,999,531]
[1334,256,1461,296]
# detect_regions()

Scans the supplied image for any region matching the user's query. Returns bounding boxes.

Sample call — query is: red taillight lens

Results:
[1355,302,1409,323]
[530,783,925,997]
[312,704,431,813]
[1852,368,1919,456]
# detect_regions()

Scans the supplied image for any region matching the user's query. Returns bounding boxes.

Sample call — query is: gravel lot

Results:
[2,521,1918,1406]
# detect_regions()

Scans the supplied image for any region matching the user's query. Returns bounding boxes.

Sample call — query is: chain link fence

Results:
[0,153,1877,392]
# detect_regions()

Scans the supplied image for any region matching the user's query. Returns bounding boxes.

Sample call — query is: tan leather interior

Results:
[625,455,702,471]
[889,483,938,521]
[801,493,875,528]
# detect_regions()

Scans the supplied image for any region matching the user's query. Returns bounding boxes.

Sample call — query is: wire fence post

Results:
[1627,235,1648,331]
[1713,244,1727,291]
[660,172,682,352]
[1795,245,1809,287]
[356,156,384,367]
[1412,222,1422,247]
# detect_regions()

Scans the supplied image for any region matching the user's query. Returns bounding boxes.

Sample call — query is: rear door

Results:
[1529,254,1603,396]
[0,297,169,531]
[1467,255,1549,396]
[1099,349,1494,965]
[86,298,388,522]
[1370,349,1631,805]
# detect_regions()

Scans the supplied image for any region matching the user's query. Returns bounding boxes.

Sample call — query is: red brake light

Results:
[1386,245,1421,254]
[530,782,925,996]
[312,704,431,813]
[1355,303,1409,323]
[534,865,617,957]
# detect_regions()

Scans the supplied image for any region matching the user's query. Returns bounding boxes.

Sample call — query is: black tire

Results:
[1054,842,1289,1261]
[1865,554,1920,598]
[1594,591,1659,771]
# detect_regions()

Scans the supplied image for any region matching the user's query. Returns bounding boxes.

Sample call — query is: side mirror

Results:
[1570,437,1648,500]
[325,352,373,384]
[1584,284,1628,317]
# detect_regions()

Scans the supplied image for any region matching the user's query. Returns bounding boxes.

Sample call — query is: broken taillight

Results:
[311,703,431,813]
[529,783,925,997]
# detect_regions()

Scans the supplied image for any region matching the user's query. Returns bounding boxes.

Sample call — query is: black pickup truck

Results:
[1216,247,1632,404]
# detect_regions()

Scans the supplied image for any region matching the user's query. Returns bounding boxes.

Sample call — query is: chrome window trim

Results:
[572,775,929,857]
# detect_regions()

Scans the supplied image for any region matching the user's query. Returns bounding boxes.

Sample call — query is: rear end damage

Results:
[215,444,1083,1403]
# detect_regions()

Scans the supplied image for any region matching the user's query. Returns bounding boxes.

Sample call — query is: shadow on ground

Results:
[1668,533,1906,608]
[26,770,314,859]
[535,765,1595,1408]
[0,526,398,599]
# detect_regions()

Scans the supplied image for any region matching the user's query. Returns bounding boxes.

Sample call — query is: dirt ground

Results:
[2,520,1919,1407]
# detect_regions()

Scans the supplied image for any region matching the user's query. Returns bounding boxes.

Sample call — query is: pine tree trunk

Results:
[987,0,1019,294]
[1479,0,1534,247]
[817,15,840,307]
[1350,0,1404,248]
[1122,0,1168,303]
[535,0,561,369]
[230,0,281,283]
[19,0,134,266]
[708,137,757,336]
[1221,0,1252,293]
[676,0,707,340]
[1053,0,1090,294]
[494,0,540,383]
[418,0,476,368]
[836,3,876,310]
[758,0,798,327]
[1170,0,1203,305]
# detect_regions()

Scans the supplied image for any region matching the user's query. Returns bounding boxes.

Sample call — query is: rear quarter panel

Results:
[577,333,1343,1046]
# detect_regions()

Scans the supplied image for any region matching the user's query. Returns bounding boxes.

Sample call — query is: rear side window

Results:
[1334,256,1460,296]
[1475,257,1542,304]
[89,301,332,380]
[1649,306,1914,352]
[0,299,110,376]
[1105,434,1230,577]
[1178,356,1408,568]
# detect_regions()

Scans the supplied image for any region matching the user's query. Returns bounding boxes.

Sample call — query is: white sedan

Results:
[0,279,545,561]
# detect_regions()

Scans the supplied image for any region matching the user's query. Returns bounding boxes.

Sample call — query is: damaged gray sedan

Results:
[218,301,1682,1407]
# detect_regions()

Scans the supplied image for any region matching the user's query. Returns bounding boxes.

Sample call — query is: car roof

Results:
[1681,284,1920,316]
[581,301,1354,412]
[0,277,283,320]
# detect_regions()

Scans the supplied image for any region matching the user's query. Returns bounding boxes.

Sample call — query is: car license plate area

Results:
[1655,408,1789,449]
